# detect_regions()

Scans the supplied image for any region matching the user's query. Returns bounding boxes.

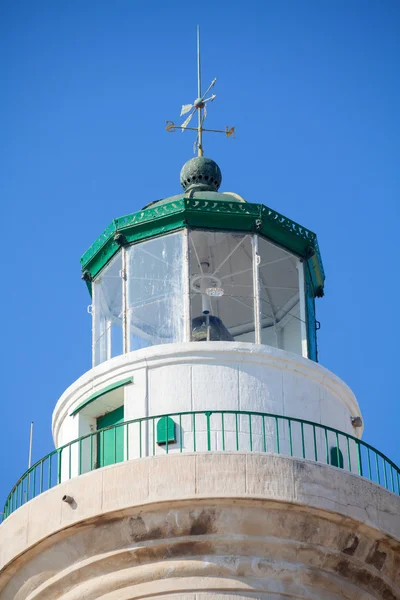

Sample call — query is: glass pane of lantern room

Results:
[93,252,123,365]
[127,232,184,350]
[258,236,302,355]
[189,231,255,342]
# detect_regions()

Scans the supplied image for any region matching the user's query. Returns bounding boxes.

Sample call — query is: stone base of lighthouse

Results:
[1,454,399,600]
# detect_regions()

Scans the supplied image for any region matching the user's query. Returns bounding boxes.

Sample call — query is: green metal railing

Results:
[3,410,399,520]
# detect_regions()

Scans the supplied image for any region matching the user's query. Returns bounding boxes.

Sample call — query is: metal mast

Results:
[197,25,203,157]
[166,27,235,152]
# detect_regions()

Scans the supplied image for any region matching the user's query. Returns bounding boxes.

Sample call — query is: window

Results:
[127,232,185,350]
[189,231,255,342]
[93,253,123,365]
[258,236,304,354]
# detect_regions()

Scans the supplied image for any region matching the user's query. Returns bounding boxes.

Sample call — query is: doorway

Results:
[97,405,124,467]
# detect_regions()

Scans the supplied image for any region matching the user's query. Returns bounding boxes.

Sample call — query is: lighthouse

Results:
[1,34,399,600]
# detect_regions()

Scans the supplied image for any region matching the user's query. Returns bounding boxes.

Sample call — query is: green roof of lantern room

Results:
[80,195,325,297]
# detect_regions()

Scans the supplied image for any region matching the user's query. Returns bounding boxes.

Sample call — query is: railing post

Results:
[313,425,318,461]
[39,460,43,493]
[288,419,293,456]
[48,455,52,489]
[275,416,280,454]
[346,436,351,471]
[375,452,380,484]
[357,441,363,477]
[324,428,329,464]
[335,432,340,467]
[367,447,372,479]
[205,412,212,451]
[262,416,266,452]
[248,414,253,451]
[235,413,239,451]
[90,433,94,470]
[301,422,306,458]
[57,449,62,484]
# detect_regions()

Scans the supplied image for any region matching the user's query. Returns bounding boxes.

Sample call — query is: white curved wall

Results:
[53,342,362,451]
[1,454,399,600]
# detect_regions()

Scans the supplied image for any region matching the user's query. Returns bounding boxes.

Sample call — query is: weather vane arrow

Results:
[166,25,235,156]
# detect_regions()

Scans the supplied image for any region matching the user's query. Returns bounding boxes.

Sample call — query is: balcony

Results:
[3,410,399,521]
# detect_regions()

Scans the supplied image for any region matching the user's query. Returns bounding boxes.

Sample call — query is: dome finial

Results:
[180,156,222,193]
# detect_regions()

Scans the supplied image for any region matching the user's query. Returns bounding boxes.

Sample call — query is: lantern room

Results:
[81,156,325,366]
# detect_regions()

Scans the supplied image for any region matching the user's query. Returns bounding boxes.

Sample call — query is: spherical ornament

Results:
[180,157,222,193]
[194,97,205,108]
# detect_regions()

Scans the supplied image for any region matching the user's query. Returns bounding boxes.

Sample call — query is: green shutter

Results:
[157,416,176,445]
[330,446,344,469]
[97,406,124,467]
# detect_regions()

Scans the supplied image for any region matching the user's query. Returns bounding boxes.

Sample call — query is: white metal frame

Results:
[183,229,191,343]
[122,247,129,354]
[297,260,308,358]
[252,235,261,344]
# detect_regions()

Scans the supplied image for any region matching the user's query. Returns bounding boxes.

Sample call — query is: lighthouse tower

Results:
[1,40,399,600]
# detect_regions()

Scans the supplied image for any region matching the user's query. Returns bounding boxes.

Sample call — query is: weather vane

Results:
[166,25,235,156]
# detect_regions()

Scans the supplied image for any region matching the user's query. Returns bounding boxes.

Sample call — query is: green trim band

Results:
[80,198,325,296]
[70,377,133,416]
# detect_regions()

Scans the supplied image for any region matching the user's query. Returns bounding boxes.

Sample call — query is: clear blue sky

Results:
[1,0,399,506]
